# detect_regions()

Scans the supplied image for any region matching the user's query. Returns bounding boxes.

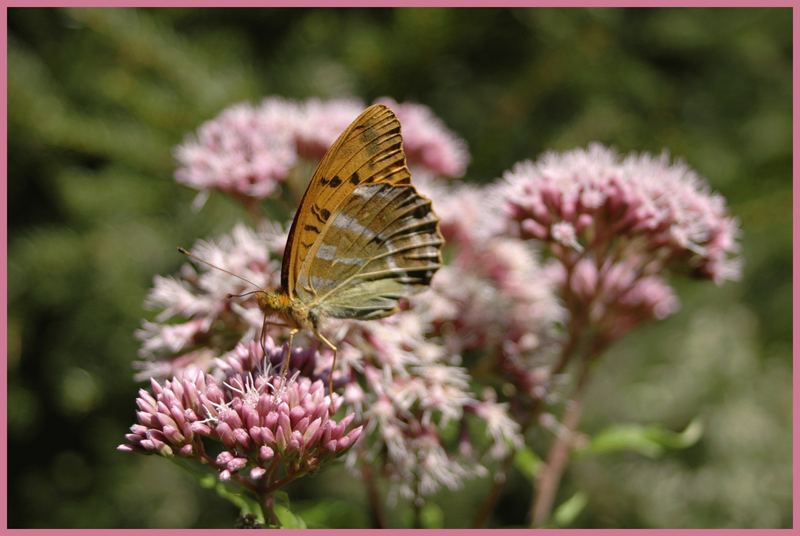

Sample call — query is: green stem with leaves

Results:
[529,354,594,527]
[258,489,280,527]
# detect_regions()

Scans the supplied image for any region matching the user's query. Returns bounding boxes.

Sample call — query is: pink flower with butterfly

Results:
[129,92,747,529]
[134,221,524,502]
[120,340,362,525]
[136,102,521,511]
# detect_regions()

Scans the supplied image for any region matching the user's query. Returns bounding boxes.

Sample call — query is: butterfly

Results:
[182,104,444,395]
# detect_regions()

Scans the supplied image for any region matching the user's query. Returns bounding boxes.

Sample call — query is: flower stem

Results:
[412,475,423,529]
[471,311,584,528]
[259,489,280,527]
[361,462,387,528]
[471,450,514,528]
[529,354,594,527]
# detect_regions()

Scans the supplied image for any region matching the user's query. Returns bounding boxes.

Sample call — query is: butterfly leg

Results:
[280,328,300,379]
[258,315,294,366]
[259,313,270,361]
[314,331,339,402]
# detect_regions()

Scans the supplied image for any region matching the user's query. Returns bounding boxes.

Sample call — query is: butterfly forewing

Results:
[281,104,443,320]
[281,104,413,298]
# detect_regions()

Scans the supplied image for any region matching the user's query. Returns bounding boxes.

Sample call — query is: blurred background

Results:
[8,8,791,528]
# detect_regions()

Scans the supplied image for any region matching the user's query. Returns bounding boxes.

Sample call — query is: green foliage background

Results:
[8,8,791,528]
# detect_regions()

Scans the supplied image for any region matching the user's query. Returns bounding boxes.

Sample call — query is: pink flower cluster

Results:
[134,223,286,380]
[501,144,741,284]
[130,100,744,519]
[416,181,564,400]
[175,97,469,204]
[120,340,362,487]
[134,217,525,498]
[332,311,522,499]
[547,258,679,344]
[499,144,741,345]
[175,99,299,204]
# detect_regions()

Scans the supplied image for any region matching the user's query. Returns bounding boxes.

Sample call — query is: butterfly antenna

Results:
[177,247,263,290]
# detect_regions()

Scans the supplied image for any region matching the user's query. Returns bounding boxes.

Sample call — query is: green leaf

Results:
[553,491,588,527]
[421,502,444,528]
[514,446,544,481]
[272,490,307,528]
[274,504,307,528]
[273,490,291,505]
[212,481,264,523]
[584,425,665,458]
[579,417,704,459]
[648,417,704,449]
[294,499,368,528]
[168,458,264,523]
[198,473,217,489]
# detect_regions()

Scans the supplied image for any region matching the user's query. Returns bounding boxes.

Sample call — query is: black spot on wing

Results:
[310,205,326,224]
[321,208,331,221]
[403,252,442,262]
[303,224,321,234]
[405,220,439,237]
[361,266,437,285]
[370,201,440,246]
[401,267,437,284]
[398,195,419,209]
[330,175,342,187]
[350,172,360,184]
[412,204,431,219]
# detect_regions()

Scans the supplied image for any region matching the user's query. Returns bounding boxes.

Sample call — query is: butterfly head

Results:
[255,289,292,314]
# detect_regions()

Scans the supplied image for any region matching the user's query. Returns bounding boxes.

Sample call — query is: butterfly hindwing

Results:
[282,104,443,319]
[301,181,442,319]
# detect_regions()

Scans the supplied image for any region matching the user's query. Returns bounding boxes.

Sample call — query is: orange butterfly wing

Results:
[281,104,427,300]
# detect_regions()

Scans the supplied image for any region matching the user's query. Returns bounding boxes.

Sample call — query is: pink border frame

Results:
[2,4,6,533]
[1,1,798,6]
[2,2,795,534]
[792,5,798,534]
